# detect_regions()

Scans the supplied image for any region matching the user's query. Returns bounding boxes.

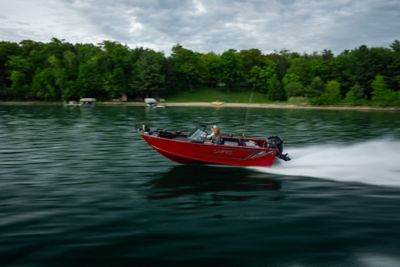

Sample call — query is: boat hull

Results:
[140,133,277,167]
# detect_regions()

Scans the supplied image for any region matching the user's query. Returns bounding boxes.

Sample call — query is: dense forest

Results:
[0,38,399,106]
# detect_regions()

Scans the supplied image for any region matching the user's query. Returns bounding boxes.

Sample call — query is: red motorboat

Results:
[139,125,290,167]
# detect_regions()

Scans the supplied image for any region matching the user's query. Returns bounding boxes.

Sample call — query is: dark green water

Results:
[1,106,400,267]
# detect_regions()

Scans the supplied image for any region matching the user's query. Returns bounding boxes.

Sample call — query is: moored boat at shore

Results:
[64,98,96,107]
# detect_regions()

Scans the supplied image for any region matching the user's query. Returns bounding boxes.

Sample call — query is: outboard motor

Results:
[267,136,291,161]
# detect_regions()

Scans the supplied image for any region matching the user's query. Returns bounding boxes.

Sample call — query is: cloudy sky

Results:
[0,0,399,54]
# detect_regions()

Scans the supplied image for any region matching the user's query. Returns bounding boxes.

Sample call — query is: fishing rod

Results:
[242,87,255,137]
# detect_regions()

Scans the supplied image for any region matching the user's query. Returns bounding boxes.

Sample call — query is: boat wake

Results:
[253,139,400,187]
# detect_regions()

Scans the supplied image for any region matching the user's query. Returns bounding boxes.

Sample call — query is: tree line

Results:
[0,38,399,106]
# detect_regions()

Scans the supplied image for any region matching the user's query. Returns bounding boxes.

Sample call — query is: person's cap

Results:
[212,125,217,128]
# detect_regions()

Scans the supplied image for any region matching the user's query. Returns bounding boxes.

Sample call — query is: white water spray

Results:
[253,139,400,187]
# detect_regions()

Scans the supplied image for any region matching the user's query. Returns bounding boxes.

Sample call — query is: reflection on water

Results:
[148,165,281,200]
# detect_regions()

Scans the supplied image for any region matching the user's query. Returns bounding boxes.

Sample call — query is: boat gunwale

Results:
[140,132,276,152]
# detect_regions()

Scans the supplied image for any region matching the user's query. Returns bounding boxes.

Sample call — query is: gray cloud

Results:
[0,0,399,54]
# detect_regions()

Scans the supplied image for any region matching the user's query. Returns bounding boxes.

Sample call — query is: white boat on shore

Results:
[65,98,96,107]
[144,98,157,107]
[144,98,165,108]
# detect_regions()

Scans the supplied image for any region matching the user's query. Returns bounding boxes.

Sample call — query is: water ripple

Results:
[1,106,400,266]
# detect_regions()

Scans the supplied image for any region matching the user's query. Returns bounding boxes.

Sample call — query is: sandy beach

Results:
[161,102,400,112]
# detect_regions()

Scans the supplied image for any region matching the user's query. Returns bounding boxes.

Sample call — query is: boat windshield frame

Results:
[188,128,208,142]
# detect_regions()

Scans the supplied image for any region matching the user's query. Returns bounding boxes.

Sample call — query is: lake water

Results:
[1,105,400,267]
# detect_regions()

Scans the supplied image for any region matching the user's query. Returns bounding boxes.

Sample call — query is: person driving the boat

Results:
[207,125,222,144]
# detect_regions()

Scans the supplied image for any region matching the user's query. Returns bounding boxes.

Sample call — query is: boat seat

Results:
[223,140,239,146]
[244,140,259,147]
[213,136,223,145]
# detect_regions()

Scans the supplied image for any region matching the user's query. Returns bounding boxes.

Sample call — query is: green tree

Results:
[197,52,220,86]
[334,45,396,98]
[63,80,80,100]
[331,51,354,95]
[371,74,398,106]
[219,49,244,87]
[309,56,330,82]
[76,55,104,98]
[312,80,341,105]
[285,57,312,87]
[31,68,56,100]
[305,76,325,98]
[285,81,305,97]
[390,40,400,53]
[100,41,135,98]
[7,55,33,99]
[48,55,66,100]
[0,42,22,99]
[249,60,277,93]
[170,44,200,90]
[268,52,290,80]
[282,72,300,88]
[344,91,357,105]
[349,83,366,100]
[239,48,265,81]
[267,74,285,100]
[133,49,165,96]
[1,38,400,104]
[344,83,366,106]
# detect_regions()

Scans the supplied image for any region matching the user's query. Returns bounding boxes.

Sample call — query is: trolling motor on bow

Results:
[267,136,291,161]
[138,124,151,133]
[138,124,181,139]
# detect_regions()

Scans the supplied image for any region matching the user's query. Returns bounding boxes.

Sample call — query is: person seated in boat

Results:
[207,125,222,144]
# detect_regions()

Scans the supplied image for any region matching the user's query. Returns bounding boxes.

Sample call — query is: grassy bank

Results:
[164,88,400,110]
[165,88,273,103]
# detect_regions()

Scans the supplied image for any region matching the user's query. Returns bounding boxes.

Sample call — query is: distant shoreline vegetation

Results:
[0,38,399,107]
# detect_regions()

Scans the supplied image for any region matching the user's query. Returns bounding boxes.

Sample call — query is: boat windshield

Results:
[189,128,207,142]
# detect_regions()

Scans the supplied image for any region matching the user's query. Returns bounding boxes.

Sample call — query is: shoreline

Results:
[0,101,399,112]
[161,102,400,112]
